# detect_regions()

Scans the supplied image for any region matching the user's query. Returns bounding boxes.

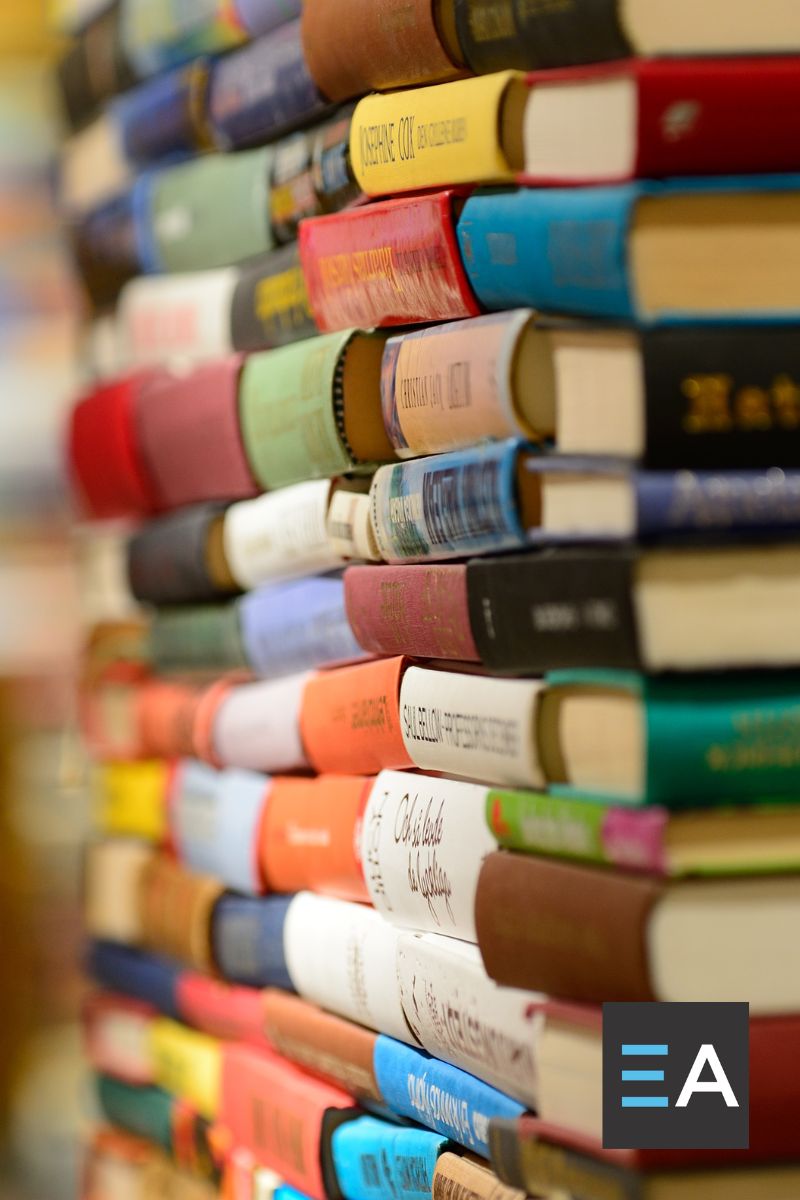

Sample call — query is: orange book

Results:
[139,856,223,974]
[300,657,412,776]
[262,990,382,1105]
[259,775,371,902]
[220,1043,359,1200]
[136,680,208,760]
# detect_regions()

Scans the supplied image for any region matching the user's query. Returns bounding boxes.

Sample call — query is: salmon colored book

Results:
[259,775,372,902]
[176,972,270,1049]
[220,1043,359,1200]
[262,989,382,1104]
[300,657,412,775]
[136,680,209,761]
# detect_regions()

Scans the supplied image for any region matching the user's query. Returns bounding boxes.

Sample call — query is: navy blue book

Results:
[87,941,181,1018]
[456,176,800,324]
[211,895,295,990]
[113,59,212,166]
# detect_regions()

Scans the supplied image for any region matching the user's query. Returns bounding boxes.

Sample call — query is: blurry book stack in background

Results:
[58,1,800,1198]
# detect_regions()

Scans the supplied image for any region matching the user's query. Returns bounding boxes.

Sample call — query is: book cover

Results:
[88,942,182,1020]
[127,504,235,606]
[231,242,318,355]
[223,483,342,592]
[149,1018,222,1122]
[332,1116,451,1200]
[171,761,269,895]
[210,674,311,775]
[211,894,294,990]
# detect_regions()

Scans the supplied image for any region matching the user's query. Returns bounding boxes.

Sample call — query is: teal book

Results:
[456,175,800,323]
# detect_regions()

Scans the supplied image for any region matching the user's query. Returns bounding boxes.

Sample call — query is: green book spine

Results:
[239,329,361,490]
[149,602,248,674]
[150,147,274,273]
[96,1075,174,1153]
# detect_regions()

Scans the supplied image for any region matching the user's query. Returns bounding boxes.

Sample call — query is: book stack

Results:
[59,1,800,1198]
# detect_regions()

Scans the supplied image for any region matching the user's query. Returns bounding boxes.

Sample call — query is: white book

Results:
[224,482,344,591]
[282,892,415,1045]
[400,666,544,788]
[84,840,152,945]
[360,770,495,943]
[117,269,237,371]
[211,674,310,774]
[397,931,544,1108]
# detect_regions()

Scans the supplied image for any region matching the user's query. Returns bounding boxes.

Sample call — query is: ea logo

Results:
[603,1003,750,1149]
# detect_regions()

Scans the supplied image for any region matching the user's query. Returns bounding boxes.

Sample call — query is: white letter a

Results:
[676,1044,739,1108]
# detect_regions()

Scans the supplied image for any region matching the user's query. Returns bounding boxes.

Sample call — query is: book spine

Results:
[641,325,800,470]
[171,762,268,896]
[238,578,367,680]
[466,550,642,674]
[118,269,238,369]
[231,242,318,354]
[475,852,660,1002]
[223,483,341,592]
[399,666,544,787]
[86,998,156,1086]
[486,789,670,875]
[381,311,534,458]
[236,0,303,36]
[635,468,800,538]
[332,1117,450,1200]
[127,504,233,606]
[121,1,246,78]
[491,1126,644,1200]
[344,564,480,663]
[147,147,274,274]
[96,1076,173,1155]
[210,674,310,775]
[113,60,208,165]
[370,440,525,565]
[360,769,494,942]
[300,0,463,105]
[269,129,319,246]
[96,761,170,843]
[282,893,413,1044]
[88,942,182,1019]
[84,840,153,945]
[259,776,371,903]
[211,895,295,990]
[349,73,519,198]
[299,190,480,333]
[149,1018,222,1121]
[312,105,361,215]
[149,603,248,675]
[372,1037,524,1156]
[300,656,412,776]
[433,1150,526,1200]
[327,487,381,563]
[453,0,629,72]
[207,22,326,151]
[58,3,136,131]
[457,186,636,319]
[136,679,207,763]
[176,972,270,1047]
[396,932,542,1109]
[220,1043,355,1200]
[262,989,382,1103]
[139,857,224,976]
[239,331,365,491]
[73,191,141,308]
[69,378,158,520]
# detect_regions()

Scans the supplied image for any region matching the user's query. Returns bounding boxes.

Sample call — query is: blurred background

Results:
[0,4,87,1198]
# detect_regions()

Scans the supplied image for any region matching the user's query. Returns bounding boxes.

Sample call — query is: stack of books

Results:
[59,1,800,1197]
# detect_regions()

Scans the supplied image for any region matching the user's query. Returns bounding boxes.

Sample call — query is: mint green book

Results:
[540,670,800,806]
[239,329,394,491]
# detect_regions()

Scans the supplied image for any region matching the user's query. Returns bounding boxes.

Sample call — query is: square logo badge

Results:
[603,1002,749,1150]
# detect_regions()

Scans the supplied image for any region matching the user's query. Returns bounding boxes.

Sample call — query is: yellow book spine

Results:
[95,761,171,843]
[150,1019,222,1121]
[349,71,524,197]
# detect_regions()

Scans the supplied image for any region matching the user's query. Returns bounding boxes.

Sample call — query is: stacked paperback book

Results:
[59,0,800,1197]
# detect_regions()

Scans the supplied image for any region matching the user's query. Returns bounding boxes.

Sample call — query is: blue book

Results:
[113,61,210,165]
[239,576,367,679]
[457,176,800,324]
[207,21,329,151]
[211,894,294,990]
[332,1116,450,1200]
[172,762,269,895]
[87,942,181,1019]
[372,1038,525,1158]
[236,0,302,36]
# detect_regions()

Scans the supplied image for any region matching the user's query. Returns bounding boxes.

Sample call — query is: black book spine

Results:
[466,550,642,674]
[57,2,136,131]
[642,326,800,470]
[231,242,318,354]
[127,503,234,606]
[453,0,630,73]
[488,1123,644,1200]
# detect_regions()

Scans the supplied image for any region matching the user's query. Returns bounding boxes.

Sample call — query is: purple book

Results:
[234,0,302,36]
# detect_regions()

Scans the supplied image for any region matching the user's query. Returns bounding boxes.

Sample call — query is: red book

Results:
[299,190,480,333]
[134,356,259,512]
[68,375,159,519]
[519,56,800,186]
[344,563,480,663]
[220,1043,359,1200]
[176,973,269,1049]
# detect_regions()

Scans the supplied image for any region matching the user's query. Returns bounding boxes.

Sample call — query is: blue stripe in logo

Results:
[621,1070,665,1082]
[621,1044,669,1056]
[621,1096,670,1108]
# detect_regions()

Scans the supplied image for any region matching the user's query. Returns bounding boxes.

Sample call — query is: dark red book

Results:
[68,375,159,519]
[299,189,480,332]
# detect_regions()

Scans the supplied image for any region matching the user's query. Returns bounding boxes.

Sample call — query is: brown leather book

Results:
[139,856,223,975]
[301,0,465,103]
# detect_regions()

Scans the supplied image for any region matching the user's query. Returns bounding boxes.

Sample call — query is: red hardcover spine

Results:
[176,973,270,1049]
[299,190,480,332]
[635,57,800,178]
[344,563,480,662]
[68,375,159,519]
[134,356,259,512]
